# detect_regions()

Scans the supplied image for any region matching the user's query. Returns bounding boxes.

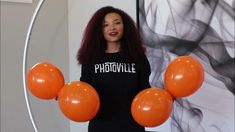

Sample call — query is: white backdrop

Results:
[0,0,32,3]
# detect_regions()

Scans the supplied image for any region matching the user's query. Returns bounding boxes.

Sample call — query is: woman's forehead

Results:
[104,13,122,22]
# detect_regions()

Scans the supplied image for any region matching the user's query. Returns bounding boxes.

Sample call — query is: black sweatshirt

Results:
[80,52,151,132]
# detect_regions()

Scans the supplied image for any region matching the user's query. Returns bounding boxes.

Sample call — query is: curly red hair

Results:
[77,6,146,64]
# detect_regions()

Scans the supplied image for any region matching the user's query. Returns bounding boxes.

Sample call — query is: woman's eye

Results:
[103,23,108,27]
[115,22,121,25]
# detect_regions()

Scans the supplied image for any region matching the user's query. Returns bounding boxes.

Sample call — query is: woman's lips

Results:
[109,32,118,36]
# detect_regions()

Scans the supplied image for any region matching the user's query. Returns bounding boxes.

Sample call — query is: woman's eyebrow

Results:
[104,19,121,23]
[113,19,120,21]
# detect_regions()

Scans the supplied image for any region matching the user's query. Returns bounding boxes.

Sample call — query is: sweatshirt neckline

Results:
[104,51,121,54]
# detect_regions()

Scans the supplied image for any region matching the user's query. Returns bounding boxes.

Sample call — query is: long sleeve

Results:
[80,64,92,84]
[138,55,151,92]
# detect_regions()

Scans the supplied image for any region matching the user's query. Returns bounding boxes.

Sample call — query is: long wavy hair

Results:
[77,6,146,64]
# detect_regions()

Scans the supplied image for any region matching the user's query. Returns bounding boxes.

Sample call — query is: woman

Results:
[77,6,151,132]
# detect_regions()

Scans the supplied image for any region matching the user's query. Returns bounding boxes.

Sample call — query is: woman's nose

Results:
[110,24,115,30]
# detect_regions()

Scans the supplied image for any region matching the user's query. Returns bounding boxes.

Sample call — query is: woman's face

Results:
[103,12,124,44]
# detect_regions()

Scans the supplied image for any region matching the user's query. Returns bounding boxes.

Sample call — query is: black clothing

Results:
[80,52,151,132]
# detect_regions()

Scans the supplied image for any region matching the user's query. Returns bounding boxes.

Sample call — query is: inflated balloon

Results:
[58,81,100,122]
[164,56,204,98]
[26,62,65,100]
[131,88,173,127]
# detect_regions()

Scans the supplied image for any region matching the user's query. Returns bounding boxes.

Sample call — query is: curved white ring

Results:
[22,0,45,132]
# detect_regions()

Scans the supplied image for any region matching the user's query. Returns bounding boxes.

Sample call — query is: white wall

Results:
[68,0,136,132]
[1,0,69,132]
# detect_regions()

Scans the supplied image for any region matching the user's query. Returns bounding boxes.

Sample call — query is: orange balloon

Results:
[131,88,173,127]
[58,81,100,122]
[164,56,204,98]
[26,62,65,100]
